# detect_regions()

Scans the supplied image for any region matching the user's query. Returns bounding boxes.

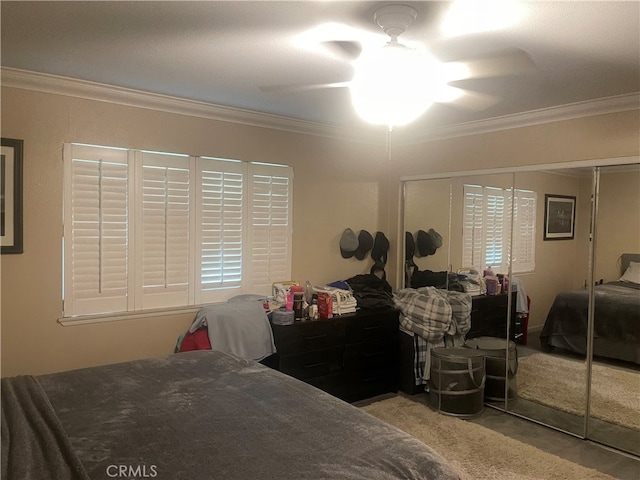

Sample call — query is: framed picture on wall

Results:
[1,138,24,254]
[544,194,576,241]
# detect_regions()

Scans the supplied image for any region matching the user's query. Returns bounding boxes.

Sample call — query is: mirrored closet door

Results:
[401,160,639,453]
[587,164,640,456]
[504,167,592,436]
[403,177,453,288]
[403,172,516,414]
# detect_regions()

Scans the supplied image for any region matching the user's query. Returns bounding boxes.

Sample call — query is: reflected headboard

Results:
[620,253,640,275]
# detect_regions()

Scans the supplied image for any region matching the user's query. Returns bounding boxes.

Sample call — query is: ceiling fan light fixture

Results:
[374,4,418,39]
[350,86,433,127]
[350,43,442,127]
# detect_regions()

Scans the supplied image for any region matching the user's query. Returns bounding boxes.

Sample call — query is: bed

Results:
[1,350,459,480]
[540,253,640,364]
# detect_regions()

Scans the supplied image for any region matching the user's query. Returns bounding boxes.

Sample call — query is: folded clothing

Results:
[314,285,358,315]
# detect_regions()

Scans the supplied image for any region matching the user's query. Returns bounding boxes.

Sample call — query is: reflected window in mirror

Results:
[462,185,536,274]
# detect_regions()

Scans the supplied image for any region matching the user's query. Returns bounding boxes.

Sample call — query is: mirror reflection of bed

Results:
[540,253,640,363]
[401,162,640,457]
[513,253,640,456]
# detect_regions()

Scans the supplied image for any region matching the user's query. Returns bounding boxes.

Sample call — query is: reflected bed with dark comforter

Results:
[2,350,459,480]
[540,254,640,364]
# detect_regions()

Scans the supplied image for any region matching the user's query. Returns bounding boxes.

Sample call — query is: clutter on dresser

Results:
[456,268,486,295]
[272,281,299,305]
[249,273,400,326]
[271,308,295,325]
[344,273,395,309]
[314,284,358,316]
[270,279,359,321]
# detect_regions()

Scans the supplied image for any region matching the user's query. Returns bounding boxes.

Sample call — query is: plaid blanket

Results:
[394,288,452,342]
[395,288,472,341]
[420,288,472,337]
[396,288,472,384]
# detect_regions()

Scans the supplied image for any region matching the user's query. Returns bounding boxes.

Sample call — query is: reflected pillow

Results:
[620,261,640,284]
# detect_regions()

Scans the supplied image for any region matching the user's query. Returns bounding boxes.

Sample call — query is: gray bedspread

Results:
[9,350,459,480]
[1,376,89,480]
[540,282,640,364]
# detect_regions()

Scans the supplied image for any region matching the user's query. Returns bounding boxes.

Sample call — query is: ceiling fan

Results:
[261,3,536,129]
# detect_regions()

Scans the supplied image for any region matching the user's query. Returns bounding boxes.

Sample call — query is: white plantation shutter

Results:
[247,163,293,295]
[462,185,484,269]
[136,151,194,310]
[63,144,131,316]
[63,143,293,318]
[512,190,536,272]
[484,187,507,272]
[195,157,245,303]
[462,184,536,275]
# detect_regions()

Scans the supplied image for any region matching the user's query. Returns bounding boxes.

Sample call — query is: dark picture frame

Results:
[544,194,576,241]
[1,138,24,254]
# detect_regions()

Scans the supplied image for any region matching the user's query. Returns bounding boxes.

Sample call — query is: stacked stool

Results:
[429,347,486,417]
[465,336,518,401]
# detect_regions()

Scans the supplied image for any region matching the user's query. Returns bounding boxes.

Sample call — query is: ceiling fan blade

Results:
[259,82,351,95]
[446,48,537,81]
[321,40,363,61]
[435,86,501,111]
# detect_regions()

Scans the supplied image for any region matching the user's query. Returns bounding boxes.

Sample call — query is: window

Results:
[63,144,293,317]
[462,184,536,274]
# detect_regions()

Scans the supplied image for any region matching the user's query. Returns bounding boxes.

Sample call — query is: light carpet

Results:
[362,395,615,480]
[517,353,640,430]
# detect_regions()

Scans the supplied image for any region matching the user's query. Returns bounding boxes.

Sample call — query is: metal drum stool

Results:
[429,347,486,417]
[465,336,518,401]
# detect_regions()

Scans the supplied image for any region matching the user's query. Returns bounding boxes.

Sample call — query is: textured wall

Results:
[1,84,638,376]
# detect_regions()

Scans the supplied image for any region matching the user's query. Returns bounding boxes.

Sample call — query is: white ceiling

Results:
[2,1,639,135]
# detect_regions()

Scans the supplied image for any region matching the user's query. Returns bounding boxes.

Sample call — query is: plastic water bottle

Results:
[304,280,314,304]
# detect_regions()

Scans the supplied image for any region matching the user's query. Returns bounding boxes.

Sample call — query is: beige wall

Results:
[392,111,640,177]
[404,178,452,273]
[1,84,638,376]
[0,87,387,376]
[594,169,640,281]
[514,171,586,330]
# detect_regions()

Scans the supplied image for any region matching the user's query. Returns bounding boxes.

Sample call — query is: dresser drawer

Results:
[344,337,398,372]
[279,347,344,380]
[268,308,400,403]
[272,319,345,354]
[345,309,399,343]
[471,294,508,316]
[468,293,513,339]
[343,368,398,403]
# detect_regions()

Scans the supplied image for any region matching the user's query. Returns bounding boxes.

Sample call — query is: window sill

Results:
[58,306,201,326]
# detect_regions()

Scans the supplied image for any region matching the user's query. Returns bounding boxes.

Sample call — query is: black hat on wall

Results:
[354,230,374,260]
[371,231,390,264]
[416,229,443,257]
[405,231,415,262]
[340,228,359,258]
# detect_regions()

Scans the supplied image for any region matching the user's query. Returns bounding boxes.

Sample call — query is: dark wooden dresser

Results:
[467,292,518,339]
[267,308,400,403]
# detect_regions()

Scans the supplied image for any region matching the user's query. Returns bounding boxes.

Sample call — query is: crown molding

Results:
[398,92,640,144]
[2,67,638,144]
[0,67,368,141]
